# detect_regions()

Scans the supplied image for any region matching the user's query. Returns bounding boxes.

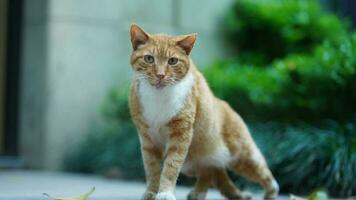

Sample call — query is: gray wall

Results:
[20,0,48,168]
[0,0,8,154]
[20,0,233,170]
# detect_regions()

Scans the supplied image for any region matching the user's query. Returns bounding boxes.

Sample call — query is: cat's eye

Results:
[144,55,155,64]
[168,57,178,65]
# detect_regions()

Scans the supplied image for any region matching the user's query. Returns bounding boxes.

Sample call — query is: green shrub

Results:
[225,0,349,65]
[65,87,144,180]
[65,87,356,197]
[204,33,356,121]
[252,121,356,198]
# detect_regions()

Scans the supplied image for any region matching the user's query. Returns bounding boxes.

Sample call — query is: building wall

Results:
[20,0,48,168]
[0,0,8,154]
[20,0,233,169]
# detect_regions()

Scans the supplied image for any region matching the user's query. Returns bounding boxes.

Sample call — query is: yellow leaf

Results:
[290,194,307,200]
[308,190,328,200]
[43,187,95,200]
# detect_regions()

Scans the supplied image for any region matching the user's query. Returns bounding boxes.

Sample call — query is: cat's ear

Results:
[130,24,149,50]
[176,33,197,55]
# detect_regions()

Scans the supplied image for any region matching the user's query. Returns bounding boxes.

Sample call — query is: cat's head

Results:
[129,24,197,89]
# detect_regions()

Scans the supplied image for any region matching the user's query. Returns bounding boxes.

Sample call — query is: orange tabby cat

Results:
[129,24,279,200]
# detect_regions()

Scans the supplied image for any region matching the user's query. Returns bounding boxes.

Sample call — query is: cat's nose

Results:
[156,74,165,80]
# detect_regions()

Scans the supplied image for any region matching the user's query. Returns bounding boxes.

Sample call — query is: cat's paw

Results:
[155,191,176,200]
[187,190,206,200]
[226,190,252,200]
[142,191,156,200]
[264,191,278,199]
[264,179,279,199]
[240,191,253,199]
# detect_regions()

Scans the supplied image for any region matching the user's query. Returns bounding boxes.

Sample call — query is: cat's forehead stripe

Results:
[146,46,177,58]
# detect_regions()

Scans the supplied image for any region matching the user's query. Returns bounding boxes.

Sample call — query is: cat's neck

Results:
[137,70,195,125]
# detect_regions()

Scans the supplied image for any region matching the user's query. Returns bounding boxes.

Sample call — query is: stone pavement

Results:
[0,170,289,200]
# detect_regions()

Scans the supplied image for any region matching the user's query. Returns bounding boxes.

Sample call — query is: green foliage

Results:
[65,89,356,197]
[252,121,356,198]
[225,0,349,65]
[65,87,144,180]
[102,87,131,122]
[204,0,356,197]
[204,33,356,121]
[65,88,356,197]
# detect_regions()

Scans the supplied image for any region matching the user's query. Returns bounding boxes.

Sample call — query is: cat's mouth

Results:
[154,81,166,89]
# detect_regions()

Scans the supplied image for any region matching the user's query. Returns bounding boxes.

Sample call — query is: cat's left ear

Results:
[177,33,197,55]
[130,24,150,50]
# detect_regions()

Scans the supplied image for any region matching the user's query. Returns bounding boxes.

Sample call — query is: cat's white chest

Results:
[137,72,194,144]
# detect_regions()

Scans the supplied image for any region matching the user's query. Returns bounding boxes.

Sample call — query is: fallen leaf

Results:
[290,190,329,200]
[290,194,307,200]
[43,187,95,200]
[309,190,328,200]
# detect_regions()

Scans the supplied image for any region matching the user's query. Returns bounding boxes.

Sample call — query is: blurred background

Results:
[0,0,355,198]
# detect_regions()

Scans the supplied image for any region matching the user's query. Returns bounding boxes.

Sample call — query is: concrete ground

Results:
[0,170,289,200]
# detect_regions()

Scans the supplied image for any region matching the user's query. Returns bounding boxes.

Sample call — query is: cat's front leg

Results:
[140,132,163,200]
[156,118,194,200]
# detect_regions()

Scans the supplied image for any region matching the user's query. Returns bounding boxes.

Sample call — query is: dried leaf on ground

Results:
[43,187,95,200]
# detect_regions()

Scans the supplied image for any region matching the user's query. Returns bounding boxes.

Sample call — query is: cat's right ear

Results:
[176,33,197,55]
[130,24,149,50]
